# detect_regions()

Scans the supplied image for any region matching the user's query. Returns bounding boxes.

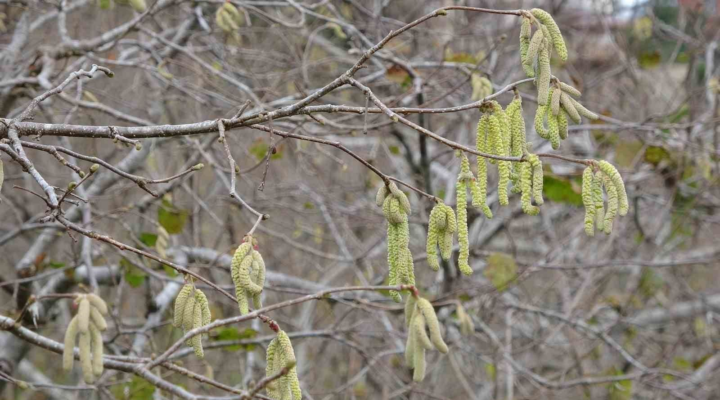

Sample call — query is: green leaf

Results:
[608,367,633,400]
[139,232,158,247]
[644,146,672,166]
[673,356,691,371]
[48,261,66,269]
[485,363,496,380]
[388,146,400,155]
[213,327,258,351]
[110,376,155,400]
[158,197,188,235]
[543,175,583,206]
[121,258,146,288]
[249,140,283,162]
[163,265,178,278]
[637,50,661,69]
[483,253,517,291]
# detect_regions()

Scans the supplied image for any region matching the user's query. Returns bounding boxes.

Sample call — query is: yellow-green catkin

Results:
[456,181,470,275]
[86,294,108,315]
[456,154,473,276]
[598,161,628,216]
[593,171,605,232]
[507,96,526,193]
[558,110,569,140]
[508,96,526,159]
[63,316,79,371]
[519,17,534,77]
[534,102,549,139]
[63,294,109,382]
[487,114,502,165]
[551,86,561,116]
[265,339,280,399]
[191,300,204,358]
[173,285,211,358]
[439,204,456,261]
[416,298,449,354]
[526,30,545,73]
[528,155,544,205]
[182,293,196,338]
[90,307,107,331]
[405,296,449,382]
[78,298,90,334]
[90,324,104,376]
[427,202,456,271]
[378,183,412,302]
[560,82,582,97]
[602,174,618,234]
[520,162,539,215]
[265,330,301,400]
[560,92,581,123]
[173,284,193,328]
[405,295,417,327]
[569,96,599,120]
[251,250,266,309]
[470,74,493,101]
[545,88,561,149]
[231,241,253,315]
[474,115,493,218]
[537,48,551,106]
[79,331,94,384]
[531,9,568,61]
[582,167,596,236]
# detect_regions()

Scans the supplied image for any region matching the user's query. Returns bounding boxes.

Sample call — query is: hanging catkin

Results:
[582,166,596,236]
[426,202,456,271]
[62,293,109,384]
[528,154,544,205]
[474,115,493,218]
[265,330,302,400]
[593,170,606,233]
[377,182,414,301]
[231,237,266,314]
[598,161,628,216]
[602,174,619,234]
[519,17,534,77]
[405,296,449,382]
[530,9,568,61]
[456,153,474,276]
[173,283,212,358]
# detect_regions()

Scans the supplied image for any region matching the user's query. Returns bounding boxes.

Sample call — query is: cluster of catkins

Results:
[425,201,456,272]
[475,95,545,216]
[519,9,599,147]
[536,80,599,149]
[582,161,629,236]
[519,154,544,216]
[376,182,415,302]
[231,235,266,314]
[173,283,212,358]
[63,294,109,384]
[404,296,448,382]
[266,330,302,400]
[470,74,493,101]
[216,2,243,39]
